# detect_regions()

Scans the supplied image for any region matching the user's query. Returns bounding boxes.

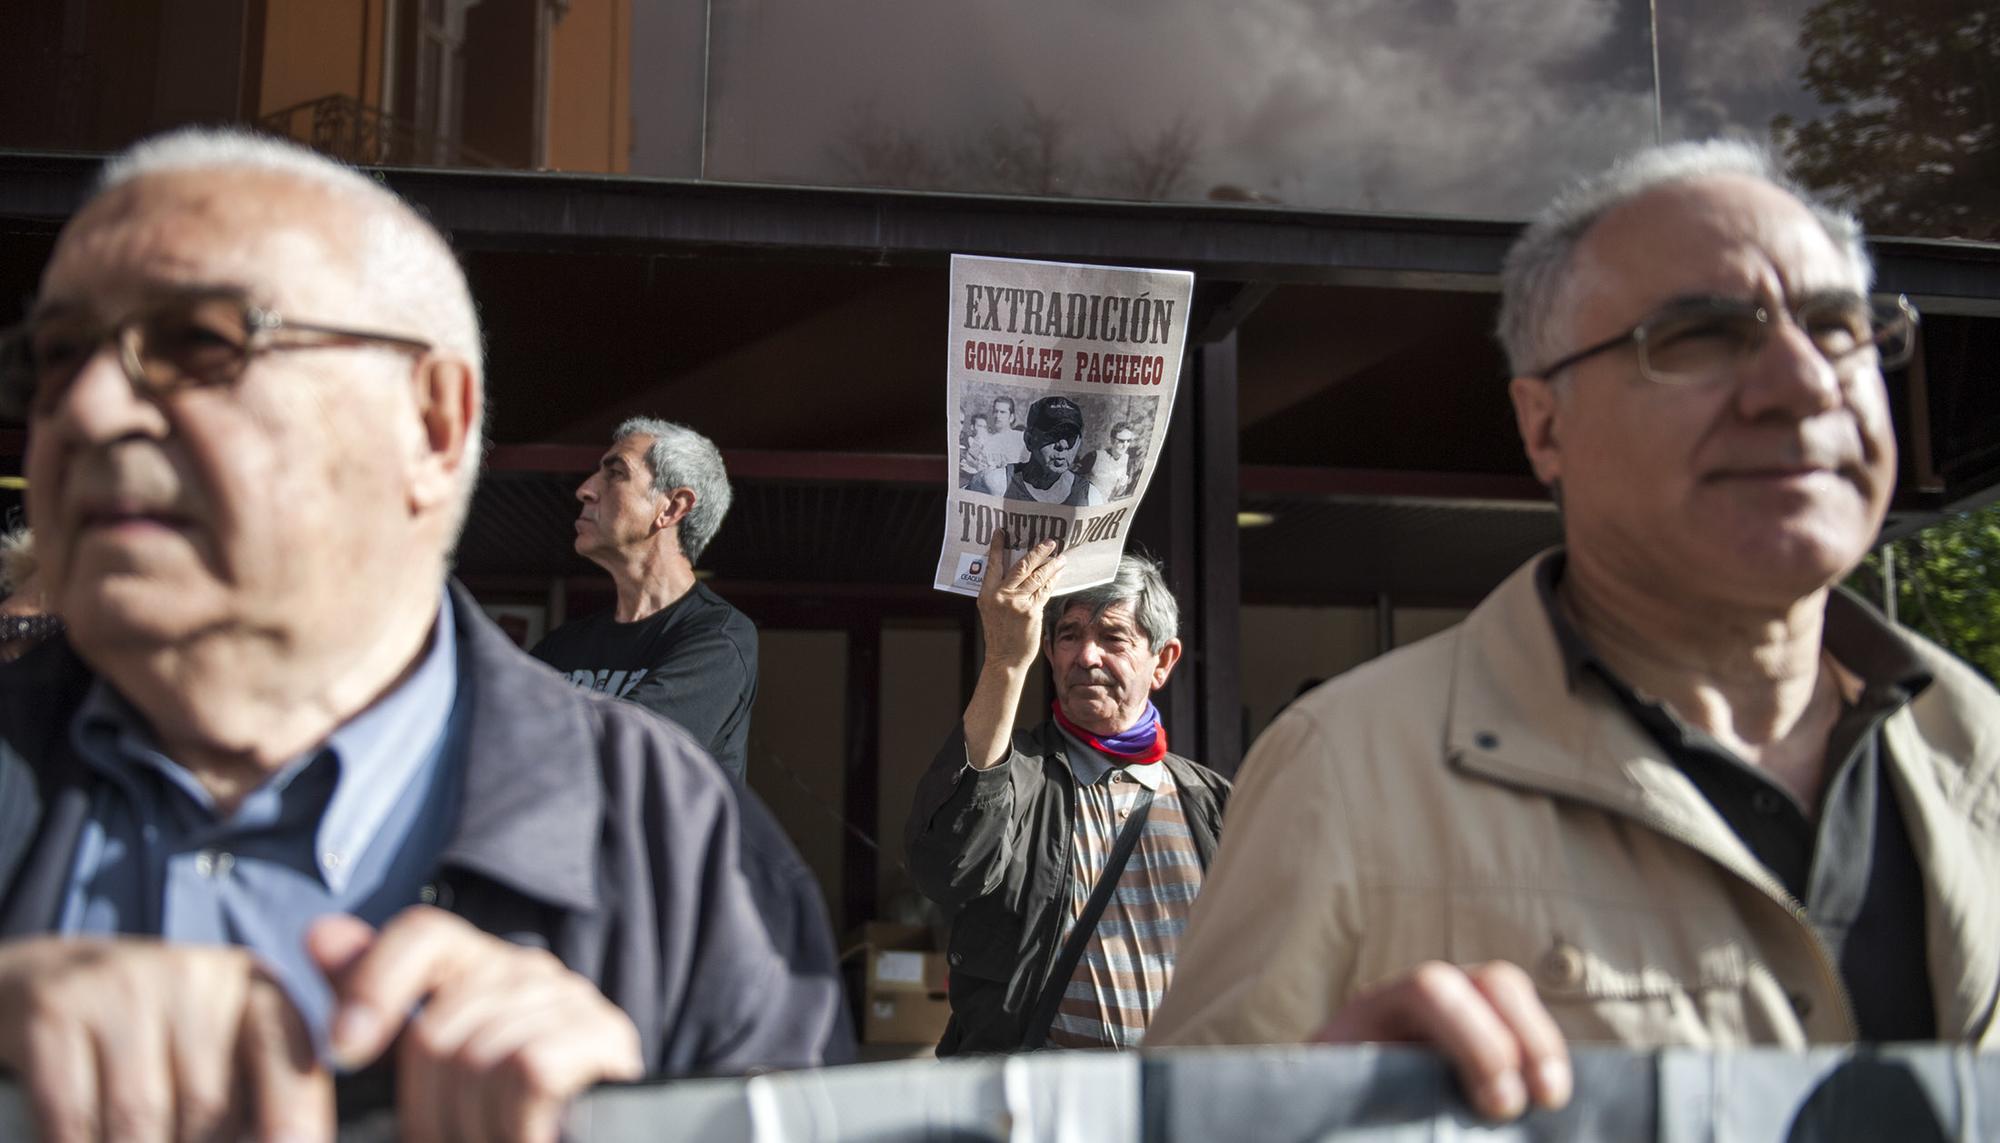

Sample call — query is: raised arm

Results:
[906,531,1066,906]
[962,531,1065,770]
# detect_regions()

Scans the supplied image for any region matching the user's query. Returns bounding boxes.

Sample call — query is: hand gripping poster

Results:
[934,254,1195,596]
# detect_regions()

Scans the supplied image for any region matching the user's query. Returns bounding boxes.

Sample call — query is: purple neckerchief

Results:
[1095,701,1161,755]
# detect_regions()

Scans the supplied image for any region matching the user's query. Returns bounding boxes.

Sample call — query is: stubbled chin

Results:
[1059,693,1127,727]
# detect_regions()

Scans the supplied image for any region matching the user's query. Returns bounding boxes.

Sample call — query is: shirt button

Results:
[1539,941,1586,990]
[194,850,234,878]
[1751,790,1785,816]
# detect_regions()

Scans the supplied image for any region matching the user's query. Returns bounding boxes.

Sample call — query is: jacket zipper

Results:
[1033,756,1077,1026]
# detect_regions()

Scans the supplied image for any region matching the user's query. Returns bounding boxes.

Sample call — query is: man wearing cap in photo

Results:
[967,395,1106,507]
[907,536,1229,1053]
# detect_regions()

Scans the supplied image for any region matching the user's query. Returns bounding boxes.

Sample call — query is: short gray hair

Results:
[1043,552,1179,649]
[1496,139,1872,379]
[614,417,733,564]
[92,128,488,540]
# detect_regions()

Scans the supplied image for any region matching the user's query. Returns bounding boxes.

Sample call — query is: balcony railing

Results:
[257,94,501,169]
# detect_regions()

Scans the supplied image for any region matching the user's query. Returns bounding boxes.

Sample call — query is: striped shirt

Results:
[1045,730,1206,1049]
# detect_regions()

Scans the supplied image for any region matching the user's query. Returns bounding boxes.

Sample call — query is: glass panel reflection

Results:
[1,0,1989,239]
[1659,0,1998,241]
[0,0,673,176]
[691,0,1659,216]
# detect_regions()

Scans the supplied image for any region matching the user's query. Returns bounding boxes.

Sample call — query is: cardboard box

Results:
[851,922,951,1046]
[864,990,951,1045]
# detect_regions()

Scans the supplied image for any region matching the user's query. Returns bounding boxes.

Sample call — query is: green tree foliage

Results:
[1774,0,1999,241]
[1849,503,2000,682]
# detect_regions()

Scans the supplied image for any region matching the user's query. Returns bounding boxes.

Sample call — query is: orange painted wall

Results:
[259,0,388,117]
[546,0,631,172]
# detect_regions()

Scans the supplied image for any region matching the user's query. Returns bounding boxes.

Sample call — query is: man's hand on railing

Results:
[311,907,644,1143]
[0,936,332,1143]
[1313,960,1572,1121]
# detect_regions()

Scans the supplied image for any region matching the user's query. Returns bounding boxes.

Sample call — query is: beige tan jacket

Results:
[1149,554,2000,1048]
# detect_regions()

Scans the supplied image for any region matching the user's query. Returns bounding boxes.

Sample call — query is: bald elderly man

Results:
[0,130,840,1143]
[1152,140,1999,1118]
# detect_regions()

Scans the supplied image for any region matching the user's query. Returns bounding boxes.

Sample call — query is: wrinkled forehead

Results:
[40,171,364,320]
[1056,599,1136,633]
[1573,175,1863,315]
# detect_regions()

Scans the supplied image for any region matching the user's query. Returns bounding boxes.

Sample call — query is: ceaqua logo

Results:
[954,552,988,590]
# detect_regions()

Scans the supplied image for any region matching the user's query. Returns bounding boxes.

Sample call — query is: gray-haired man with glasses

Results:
[0,129,839,1143]
[1152,140,2000,1117]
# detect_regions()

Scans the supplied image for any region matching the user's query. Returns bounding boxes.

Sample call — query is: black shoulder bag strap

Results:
[1020,785,1156,1049]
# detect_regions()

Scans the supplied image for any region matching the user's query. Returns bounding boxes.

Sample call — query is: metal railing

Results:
[3,1042,1993,1140]
[256,94,502,169]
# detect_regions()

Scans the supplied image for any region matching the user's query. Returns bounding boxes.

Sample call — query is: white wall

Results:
[877,627,964,913]
[746,630,849,922]
[1237,604,1471,745]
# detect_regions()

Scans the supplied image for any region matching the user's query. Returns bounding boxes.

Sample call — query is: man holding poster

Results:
[907,532,1230,1054]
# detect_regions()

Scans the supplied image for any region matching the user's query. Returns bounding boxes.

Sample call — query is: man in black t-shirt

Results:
[533,418,759,781]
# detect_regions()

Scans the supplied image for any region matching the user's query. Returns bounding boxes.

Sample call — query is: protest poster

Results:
[933,254,1195,597]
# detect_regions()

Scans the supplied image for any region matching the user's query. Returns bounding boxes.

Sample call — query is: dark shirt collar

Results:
[1533,550,1933,706]
[1054,724,1166,791]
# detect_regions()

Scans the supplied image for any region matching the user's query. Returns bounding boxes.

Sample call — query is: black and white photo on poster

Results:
[954,380,1161,507]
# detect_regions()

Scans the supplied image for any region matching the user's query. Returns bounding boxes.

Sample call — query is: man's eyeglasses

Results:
[0,291,433,422]
[1527,293,1919,386]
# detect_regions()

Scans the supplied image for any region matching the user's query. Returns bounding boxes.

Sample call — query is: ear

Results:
[407,355,480,516]
[1148,638,1184,692]
[653,487,696,533]
[1509,374,1566,489]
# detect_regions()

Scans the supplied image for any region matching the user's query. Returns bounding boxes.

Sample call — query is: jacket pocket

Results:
[1444,891,1753,1046]
[947,908,1027,983]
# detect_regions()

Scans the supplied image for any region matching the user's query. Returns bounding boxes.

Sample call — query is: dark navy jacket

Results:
[0,582,850,1077]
